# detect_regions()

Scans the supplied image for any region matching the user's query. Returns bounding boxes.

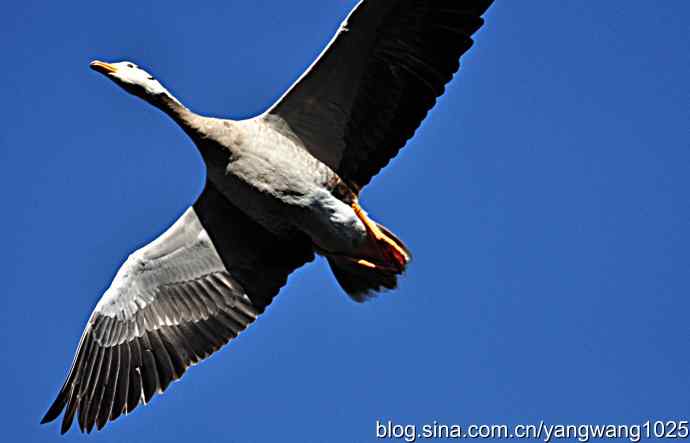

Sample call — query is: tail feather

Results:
[327,256,399,302]
[326,222,411,302]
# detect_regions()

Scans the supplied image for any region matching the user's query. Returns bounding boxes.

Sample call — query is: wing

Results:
[41,181,313,434]
[263,0,494,190]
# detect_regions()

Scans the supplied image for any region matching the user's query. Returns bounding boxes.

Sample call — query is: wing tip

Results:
[39,413,54,425]
[40,395,66,425]
[60,417,73,435]
[40,397,76,435]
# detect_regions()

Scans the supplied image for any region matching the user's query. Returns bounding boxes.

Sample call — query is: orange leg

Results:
[352,201,410,269]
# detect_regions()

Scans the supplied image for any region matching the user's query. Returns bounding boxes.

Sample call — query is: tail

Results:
[327,222,412,302]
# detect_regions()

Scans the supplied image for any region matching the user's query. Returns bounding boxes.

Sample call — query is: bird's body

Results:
[192,117,367,253]
[42,0,496,433]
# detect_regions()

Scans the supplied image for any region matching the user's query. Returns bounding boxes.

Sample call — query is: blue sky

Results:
[2,1,688,442]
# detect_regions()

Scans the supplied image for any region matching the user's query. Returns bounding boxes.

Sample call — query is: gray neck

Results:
[142,87,239,171]
[149,91,200,135]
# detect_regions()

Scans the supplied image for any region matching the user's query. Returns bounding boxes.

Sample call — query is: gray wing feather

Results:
[42,182,313,433]
[264,0,494,189]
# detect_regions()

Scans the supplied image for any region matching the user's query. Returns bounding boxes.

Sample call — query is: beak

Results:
[89,60,118,75]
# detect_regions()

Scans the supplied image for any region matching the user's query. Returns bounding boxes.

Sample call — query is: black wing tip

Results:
[61,420,73,435]
[40,405,78,435]
[39,413,54,425]
[39,410,72,435]
[40,396,66,425]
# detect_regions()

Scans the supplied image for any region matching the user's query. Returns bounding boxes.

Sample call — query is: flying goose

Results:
[42,0,495,433]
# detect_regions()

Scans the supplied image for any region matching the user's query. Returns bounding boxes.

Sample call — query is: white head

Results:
[90,60,178,103]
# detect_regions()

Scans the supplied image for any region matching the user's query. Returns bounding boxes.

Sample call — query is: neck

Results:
[148,91,199,134]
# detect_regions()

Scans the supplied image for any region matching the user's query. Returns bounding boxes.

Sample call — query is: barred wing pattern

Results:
[265,0,494,189]
[41,182,313,433]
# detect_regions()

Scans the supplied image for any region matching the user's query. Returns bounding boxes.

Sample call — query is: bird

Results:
[42,0,495,434]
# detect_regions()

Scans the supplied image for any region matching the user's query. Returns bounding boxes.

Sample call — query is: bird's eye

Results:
[127,63,135,68]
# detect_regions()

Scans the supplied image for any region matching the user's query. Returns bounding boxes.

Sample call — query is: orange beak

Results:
[89,60,118,75]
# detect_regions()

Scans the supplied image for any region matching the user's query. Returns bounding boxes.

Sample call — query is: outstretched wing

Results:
[263,0,494,190]
[41,182,313,434]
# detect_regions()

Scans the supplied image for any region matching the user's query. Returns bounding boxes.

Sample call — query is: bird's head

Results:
[89,60,173,102]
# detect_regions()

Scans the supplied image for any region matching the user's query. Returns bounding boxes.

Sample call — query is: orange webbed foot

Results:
[352,202,410,271]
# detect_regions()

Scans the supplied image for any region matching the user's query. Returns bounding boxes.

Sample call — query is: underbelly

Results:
[208,169,295,234]
[207,166,366,254]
